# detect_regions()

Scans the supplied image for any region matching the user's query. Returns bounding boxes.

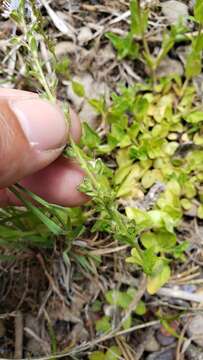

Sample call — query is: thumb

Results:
[0,92,75,188]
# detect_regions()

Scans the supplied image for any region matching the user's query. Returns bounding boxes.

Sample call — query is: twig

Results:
[158,287,203,303]
[118,274,147,329]
[14,311,23,359]
[36,254,65,304]
[0,320,160,360]
[176,317,192,360]
[90,244,129,256]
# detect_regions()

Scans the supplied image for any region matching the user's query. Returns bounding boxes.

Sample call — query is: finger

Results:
[0,157,88,207]
[0,89,81,188]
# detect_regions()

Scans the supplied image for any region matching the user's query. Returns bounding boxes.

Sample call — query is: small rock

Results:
[26,339,45,356]
[78,27,93,45]
[161,1,189,25]
[145,334,160,352]
[96,44,115,67]
[155,57,183,78]
[0,320,5,337]
[168,133,178,140]
[181,284,197,293]
[187,314,203,348]
[156,330,176,346]
[146,348,175,360]
[55,41,78,57]
[186,344,203,360]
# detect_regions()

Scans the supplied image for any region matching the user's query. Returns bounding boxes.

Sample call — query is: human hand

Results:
[0,89,87,206]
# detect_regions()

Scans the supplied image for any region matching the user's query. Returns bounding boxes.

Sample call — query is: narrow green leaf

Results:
[10,186,63,235]
[194,0,203,24]
[130,0,140,35]
[72,81,85,97]
[106,346,122,360]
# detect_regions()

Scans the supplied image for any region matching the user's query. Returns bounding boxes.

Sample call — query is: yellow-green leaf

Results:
[147,262,171,295]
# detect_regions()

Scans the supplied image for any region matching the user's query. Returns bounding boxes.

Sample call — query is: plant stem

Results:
[137,0,156,85]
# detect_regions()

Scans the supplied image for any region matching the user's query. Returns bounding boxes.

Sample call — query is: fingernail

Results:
[9,98,68,151]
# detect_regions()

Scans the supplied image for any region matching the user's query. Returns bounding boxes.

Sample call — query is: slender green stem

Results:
[33,54,55,102]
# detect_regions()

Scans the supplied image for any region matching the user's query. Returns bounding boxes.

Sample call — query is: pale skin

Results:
[0,88,88,206]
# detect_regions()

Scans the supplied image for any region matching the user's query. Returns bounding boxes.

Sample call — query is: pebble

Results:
[186,344,203,360]
[161,1,189,25]
[168,133,178,141]
[146,348,175,360]
[145,334,160,352]
[26,339,44,356]
[78,27,93,45]
[156,330,176,346]
[187,314,203,348]
[155,57,183,78]
[55,41,78,57]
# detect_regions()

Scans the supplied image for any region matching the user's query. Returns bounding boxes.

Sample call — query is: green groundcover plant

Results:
[1,0,203,298]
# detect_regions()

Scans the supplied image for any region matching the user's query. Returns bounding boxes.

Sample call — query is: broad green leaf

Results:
[172,241,189,259]
[88,98,105,114]
[117,164,143,197]
[106,346,122,360]
[148,210,174,233]
[126,207,152,229]
[141,232,159,252]
[183,182,196,199]
[105,290,131,309]
[106,32,139,60]
[122,315,132,330]
[126,247,143,266]
[147,261,171,294]
[186,111,203,123]
[197,204,203,219]
[167,180,181,196]
[96,316,111,333]
[114,165,132,186]
[147,138,166,159]
[141,169,162,189]
[72,81,85,97]
[82,123,101,149]
[181,198,192,210]
[134,300,147,315]
[129,145,148,161]
[194,132,203,145]
[142,247,158,275]
[89,351,106,360]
